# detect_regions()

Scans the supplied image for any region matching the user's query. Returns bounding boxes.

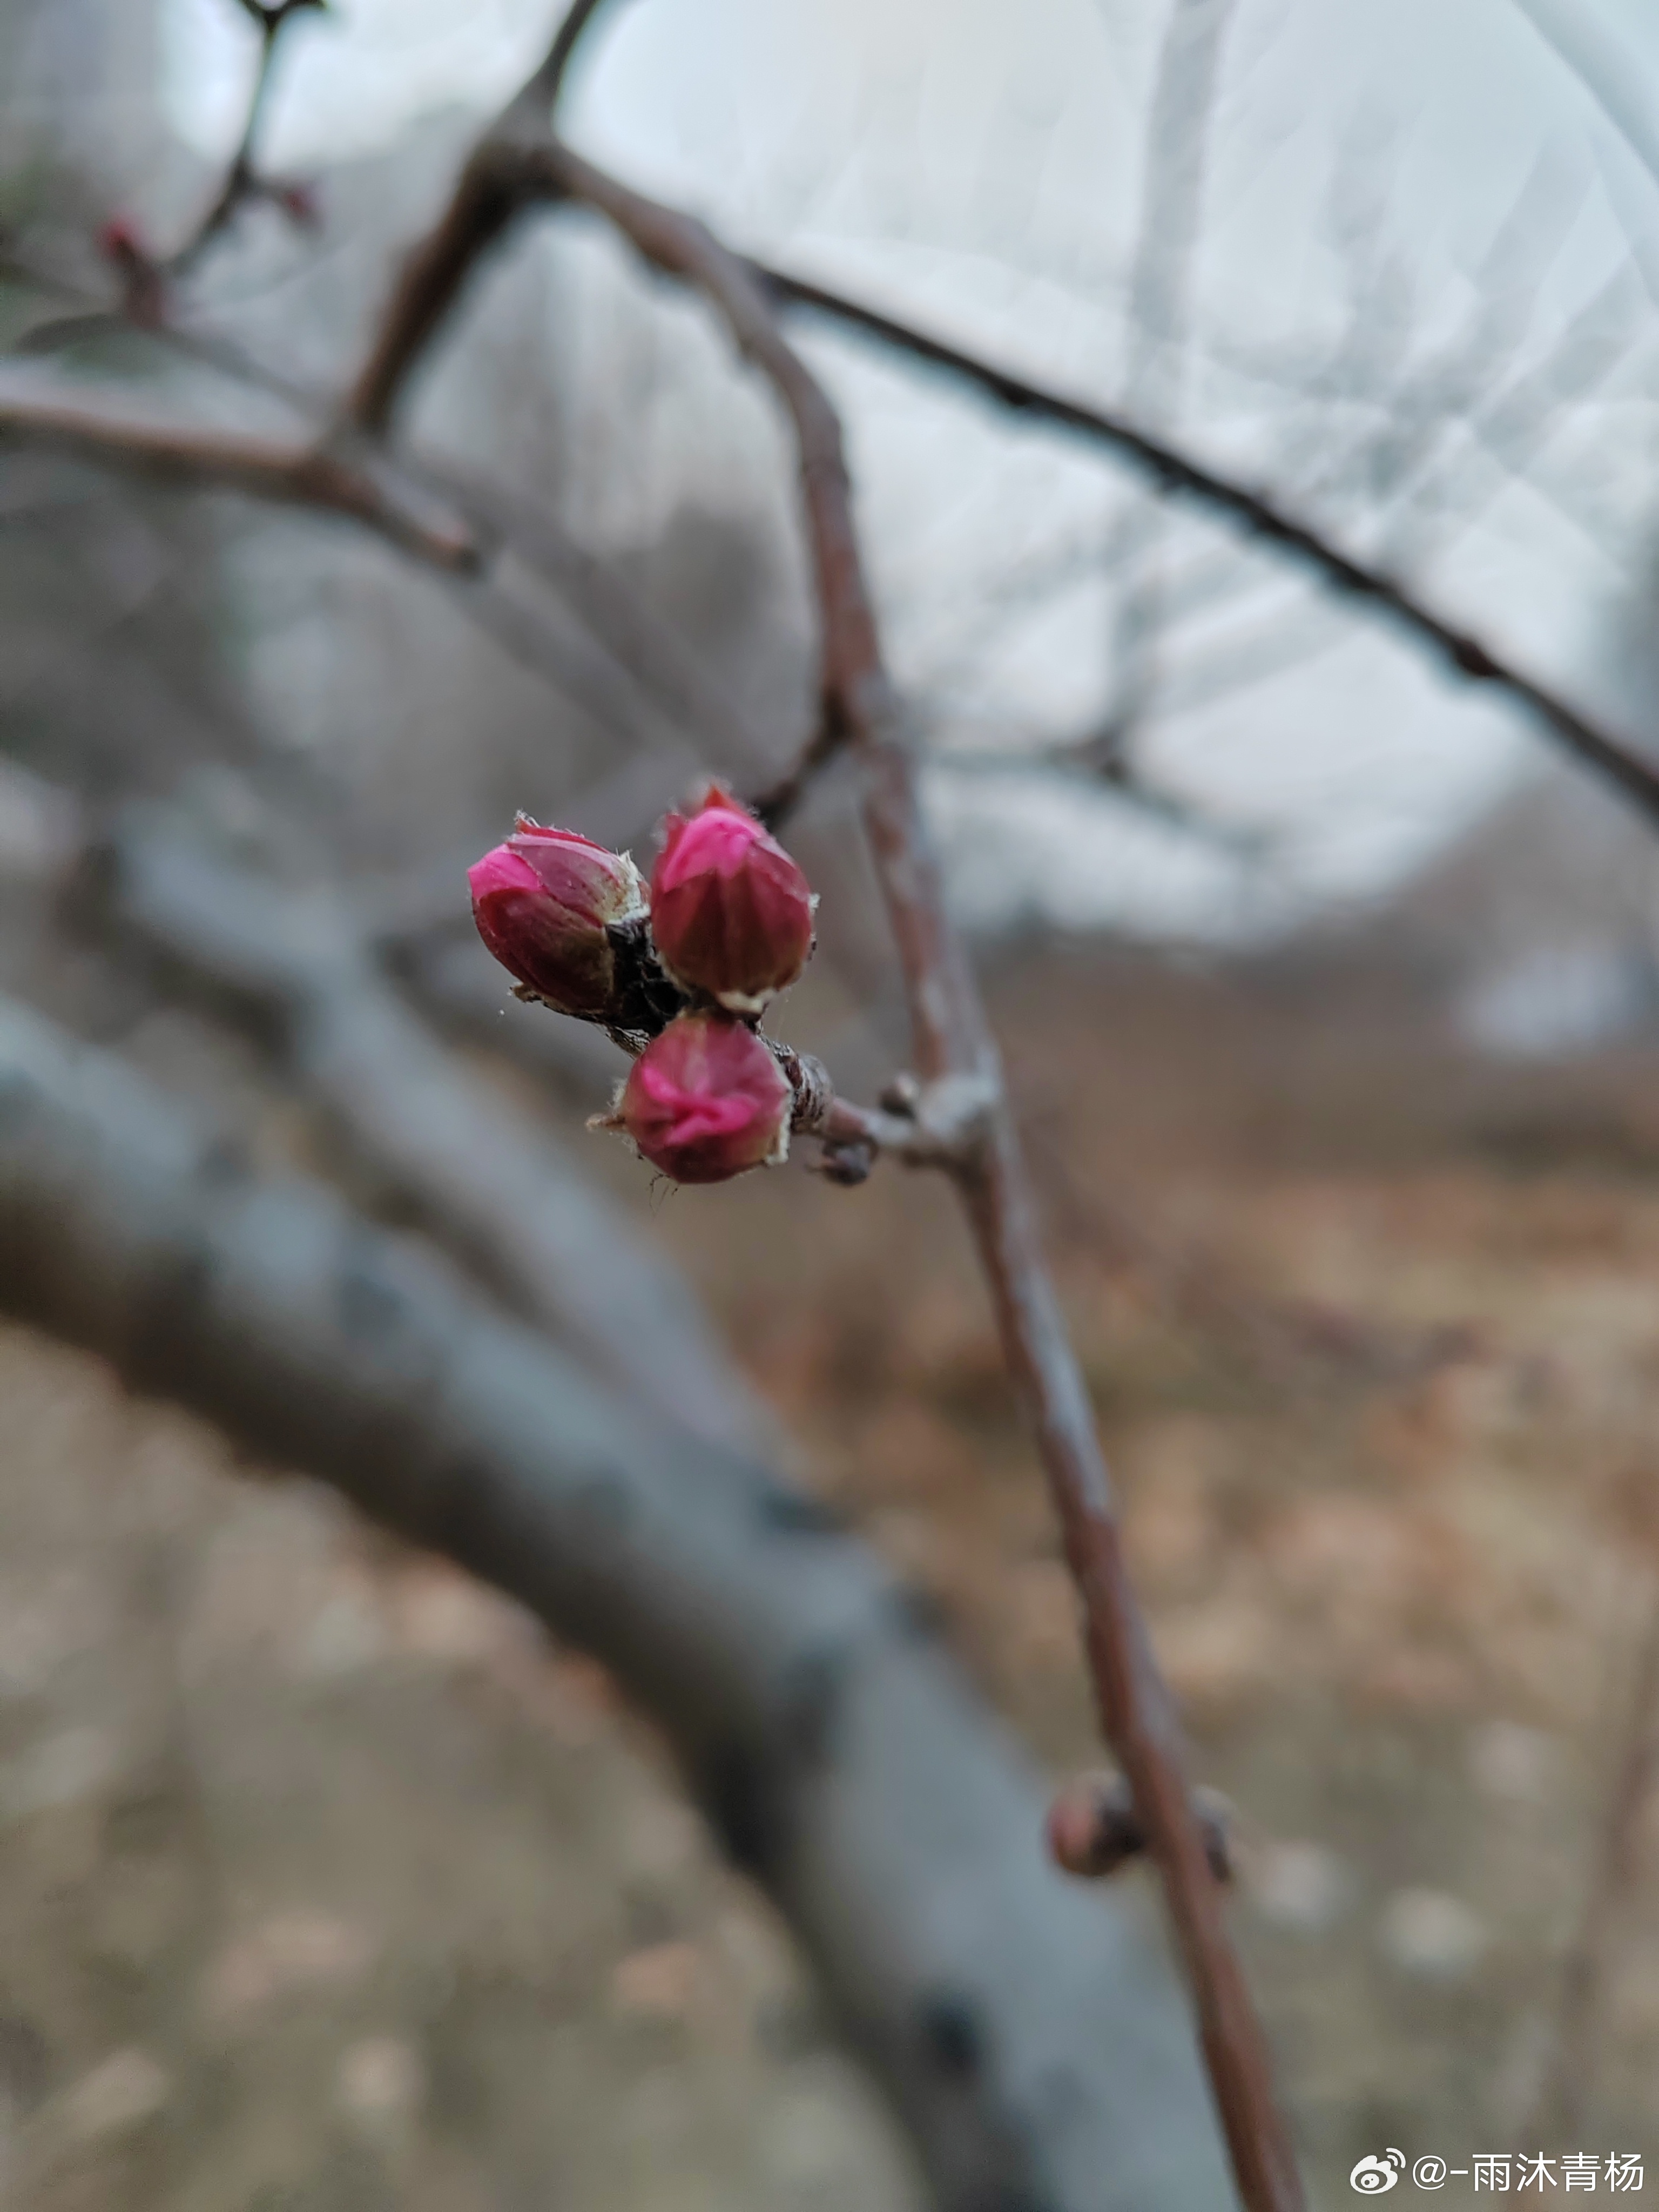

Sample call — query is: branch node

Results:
[1048,1773,1234,1886]
[878,1073,921,1118]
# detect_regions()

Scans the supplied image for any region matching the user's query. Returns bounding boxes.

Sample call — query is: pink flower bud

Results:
[649,785,814,1013]
[617,1011,791,1184]
[468,819,646,1020]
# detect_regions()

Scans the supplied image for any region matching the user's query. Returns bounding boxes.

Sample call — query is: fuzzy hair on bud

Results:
[468,818,646,1020]
[649,784,815,1013]
[609,1010,791,1185]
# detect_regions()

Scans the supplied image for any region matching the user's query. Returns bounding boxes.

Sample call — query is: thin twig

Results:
[922,738,1274,854]
[1101,0,1238,758]
[56,22,1659,848]
[0,388,477,570]
[172,0,329,275]
[345,0,631,434]
[1508,0,1659,204]
[134,0,1659,841]
[530,131,1304,2212]
[748,261,1659,829]
[523,0,636,105]
[1528,1584,1659,2141]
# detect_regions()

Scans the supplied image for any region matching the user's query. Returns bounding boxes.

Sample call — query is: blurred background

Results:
[2,0,1659,2203]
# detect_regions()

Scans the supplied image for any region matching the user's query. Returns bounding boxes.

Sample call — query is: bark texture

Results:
[0,994,1232,2212]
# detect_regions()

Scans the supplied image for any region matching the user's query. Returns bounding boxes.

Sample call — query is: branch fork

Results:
[780,1056,1000,1185]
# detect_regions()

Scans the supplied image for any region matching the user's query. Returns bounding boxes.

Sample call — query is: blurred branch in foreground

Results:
[0,990,1231,2212]
[73,797,767,1460]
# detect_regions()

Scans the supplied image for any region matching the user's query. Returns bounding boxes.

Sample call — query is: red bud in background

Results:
[649,785,814,1012]
[271,179,323,231]
[97,217,147,269]
[97,217,165,327]
[616,1011,791,1184]
[468,819,646,1020]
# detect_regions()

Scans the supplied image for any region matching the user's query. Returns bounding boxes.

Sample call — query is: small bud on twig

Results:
[1046,1772,1233,1884]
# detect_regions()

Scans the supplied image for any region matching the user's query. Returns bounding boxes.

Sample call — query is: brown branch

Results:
[748,261,1659,832]
[746,702,845,830]
[534,138,1304,2212]
[346,0,627,435]
[0,260,810,804]
[346,142,537,436]
[335,0,1659,842]
[523,0,633,105]
[0,388,478,570]
[1102,0,1239,761]
[170,0,329,275]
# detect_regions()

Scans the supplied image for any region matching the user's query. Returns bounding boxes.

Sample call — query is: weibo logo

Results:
[1351,2152,1406,2194]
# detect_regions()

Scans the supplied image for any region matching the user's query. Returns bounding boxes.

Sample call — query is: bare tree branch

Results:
[345,0,629,434]
[170,0,331,275]
[750,261,1659,828]
[23,141,1659,843]
[0,361,792,803]
[0,990,1235,2212]
[1102,0,1238,756]
[0,385,478,570]
[523,0,635,108]
[528,136,1305,2212]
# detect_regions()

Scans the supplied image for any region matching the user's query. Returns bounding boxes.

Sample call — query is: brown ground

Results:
[3,942,1658,2206]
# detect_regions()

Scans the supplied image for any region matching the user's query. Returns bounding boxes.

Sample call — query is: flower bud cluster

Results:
[468,785,817,1186]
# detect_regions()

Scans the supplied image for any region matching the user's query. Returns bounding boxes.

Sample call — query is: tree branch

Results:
[523,0,633,107]
[170,0,330,275]
[748,261,1659,830]
[1101,0,1239,761]
[0,386,478,570]
[0,369,793,795]
[0,992,1234,2212]
[529,137,1305,2212]
[345,0,628,434]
